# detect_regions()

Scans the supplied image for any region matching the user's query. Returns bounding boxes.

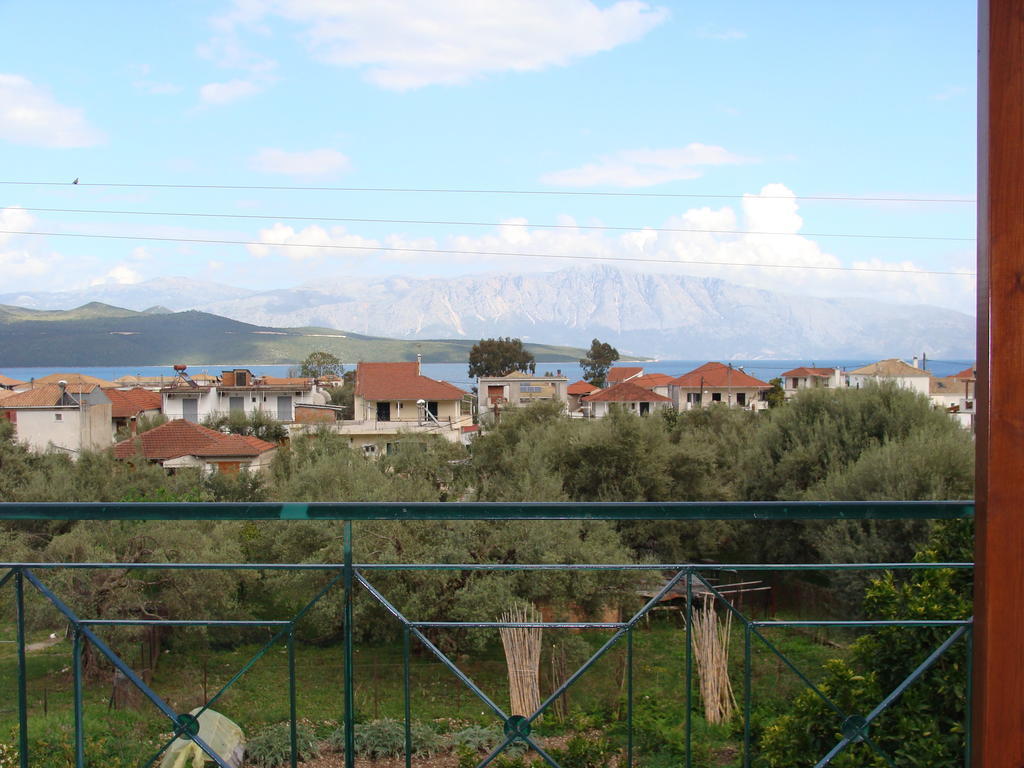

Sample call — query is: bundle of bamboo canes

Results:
[691,595,737,724]
[499,604,543,717]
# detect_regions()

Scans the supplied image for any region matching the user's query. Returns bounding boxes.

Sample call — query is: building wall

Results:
[477,376,569,411]
[586,400,670,418]
[163,387,325,422]
[848,374,930,396]
[8,401,112,454]
[670,387,769,412]
[353,396,462,424]
[294,405,338,424]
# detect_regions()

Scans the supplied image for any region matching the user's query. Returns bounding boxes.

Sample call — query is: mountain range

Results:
[0,266,976,359]
[0,304,594,367]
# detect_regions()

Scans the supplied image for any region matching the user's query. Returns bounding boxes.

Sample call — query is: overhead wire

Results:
[0,228,976,277]
[7,206,976,242]
[0,179,977,204]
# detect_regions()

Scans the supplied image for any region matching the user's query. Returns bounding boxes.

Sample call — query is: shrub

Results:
[446,723,503,753]
[327,718,442,759]
[246,721,320,768]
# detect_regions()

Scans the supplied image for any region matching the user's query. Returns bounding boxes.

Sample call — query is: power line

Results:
[0,180,977,204]
[0,228,976,277]
[10,206,976,243]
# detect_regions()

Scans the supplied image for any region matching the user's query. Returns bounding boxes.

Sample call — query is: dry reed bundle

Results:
[691,595,737,724]
[499,604,543,717]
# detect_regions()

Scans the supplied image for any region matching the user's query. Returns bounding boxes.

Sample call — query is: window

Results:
[711,392,722,402]
[736,392,747,406]
[687,392,702,405]
[363,444,378,455]
[54,413,63,421]
[521,385,542,393]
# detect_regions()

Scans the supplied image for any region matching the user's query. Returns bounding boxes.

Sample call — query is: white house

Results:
[160,367,327,423]
[335,361,471,453]
[668,362,772,411]
[0,382,113,454]
[477,371,569,414]
[581,381,673,418]
[779,367,843,398]
[847,359,932,396]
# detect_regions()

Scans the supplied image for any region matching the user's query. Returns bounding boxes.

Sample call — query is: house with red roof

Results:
[477,371,569,414]
[630,372,675,398]
[160,366,327,424]
[779,366,843,398]
[669,362,772,411]
[567,380,600,413]
[581,381,673,418]
[103,387,163,437]
[113,419,277,474]
[605,366,644,387]
[0,382,112,454]
[332,361,471,453]
[0,373,26,390]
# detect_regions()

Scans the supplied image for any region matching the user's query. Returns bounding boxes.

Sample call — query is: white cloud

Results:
[176,183,972,313]
[248,223,381,261]
[90,265,143,286]
[542,143,751,187]
[209,0,669,90]
[250,148,351,176]
[199,79,262,104]
[0,74,104,148]
[0,207,61,279]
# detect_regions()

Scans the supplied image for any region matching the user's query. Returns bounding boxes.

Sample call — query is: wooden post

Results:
[974,1,1024,765]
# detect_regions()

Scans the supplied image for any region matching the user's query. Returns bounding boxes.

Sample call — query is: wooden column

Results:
[974,1,1024,765]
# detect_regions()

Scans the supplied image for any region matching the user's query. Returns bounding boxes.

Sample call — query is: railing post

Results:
[343,520,356,768]
[743,622,752,768]
[73,628,84,768]
[975,0,1024,764]
[15,568,28,768]
[403,625,412,768]
[626,627,633,768]
[684,570,693,768]
[288,628,297,768]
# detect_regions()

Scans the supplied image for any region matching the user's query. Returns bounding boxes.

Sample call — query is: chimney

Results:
[416,353,422,375]
[912,355,919,369]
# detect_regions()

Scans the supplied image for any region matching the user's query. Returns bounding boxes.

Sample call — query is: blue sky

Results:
[0,1,976,312]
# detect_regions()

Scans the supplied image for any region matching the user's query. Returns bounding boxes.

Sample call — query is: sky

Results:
[0,1,977,313]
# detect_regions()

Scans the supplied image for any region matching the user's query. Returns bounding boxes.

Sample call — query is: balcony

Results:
[0,501,973,768]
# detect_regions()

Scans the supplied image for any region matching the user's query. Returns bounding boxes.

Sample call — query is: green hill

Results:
[0,303,644,366]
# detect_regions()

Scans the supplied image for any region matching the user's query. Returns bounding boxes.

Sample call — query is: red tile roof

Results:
[0,374,26,387]
[567,380,600,396]
[631,373,674,389]
[583,381,672,403]
[952,365,976,380]
[31,372,118,387]
[606,366,644,384]
[113,419,276,461]
[780,367,835,378]
[670,362,770,389]
[103,387,162,419]
[0,383,98,407]
[355,362,467,401]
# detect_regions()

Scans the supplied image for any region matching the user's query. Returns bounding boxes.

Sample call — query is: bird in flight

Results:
[72,178,79,184]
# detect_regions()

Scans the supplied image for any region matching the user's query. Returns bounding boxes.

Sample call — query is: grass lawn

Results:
[0,612,855,768]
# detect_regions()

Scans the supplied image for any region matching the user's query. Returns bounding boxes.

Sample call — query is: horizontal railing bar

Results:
[0,561,974,571]
[82,620,292,626]
[412,621,625,629]
[360,562,975,571]
[753,620,972,628]
[0,500,975,521]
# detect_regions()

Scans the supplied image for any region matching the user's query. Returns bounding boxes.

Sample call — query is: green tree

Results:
[202,410,288,443]
[759,520,972,767]
[467,337,536,378]
[580,338,619,387]
[298,350,344,379]
[766,377,786,408]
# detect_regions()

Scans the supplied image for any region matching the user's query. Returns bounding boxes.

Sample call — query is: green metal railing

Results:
[0,501,974,768]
